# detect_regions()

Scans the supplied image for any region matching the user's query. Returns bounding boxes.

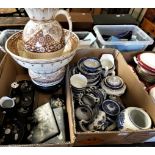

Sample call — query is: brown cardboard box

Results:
[0,55,75,146]
[67,48,155,146]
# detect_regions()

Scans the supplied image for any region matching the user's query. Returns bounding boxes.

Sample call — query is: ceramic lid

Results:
[101,76,126,96]
[105,76,124,89]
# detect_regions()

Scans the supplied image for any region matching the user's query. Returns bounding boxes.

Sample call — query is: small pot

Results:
[117,107,152,131]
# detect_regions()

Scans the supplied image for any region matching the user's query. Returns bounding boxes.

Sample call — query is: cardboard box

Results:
[0,55,75,146]
[67,48,155,146]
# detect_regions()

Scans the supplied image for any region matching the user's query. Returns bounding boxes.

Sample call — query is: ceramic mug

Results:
[117,107,152,131]
[0,96,16,109]
[100,54,115,77]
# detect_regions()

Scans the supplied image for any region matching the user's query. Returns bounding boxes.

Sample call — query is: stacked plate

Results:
[134,53,155,83]
[77,57,102,86]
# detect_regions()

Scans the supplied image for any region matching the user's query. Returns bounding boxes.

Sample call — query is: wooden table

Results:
[0,8,17,17]
[0,13,93,31]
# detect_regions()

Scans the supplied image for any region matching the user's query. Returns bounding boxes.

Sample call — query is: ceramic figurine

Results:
[117,107,152,131]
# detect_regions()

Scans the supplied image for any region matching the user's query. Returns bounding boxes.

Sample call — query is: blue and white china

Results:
[81,87,106,106]
[101,99,121,117]
[80,93,99,107]
[88,110,106,131]
[108,95,125,110]
[100,54,115,77]
[82,57,101,72]
[104,117,117,131]
[75,105,93,122]
[117,107,152,131]
[101,75,126,96]
[77,57,102,76]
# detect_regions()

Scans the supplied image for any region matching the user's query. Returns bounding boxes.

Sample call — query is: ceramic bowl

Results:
[136,53,155,73]
[5,29,79,87]
[82,57,101,72]
[117,107,152,131]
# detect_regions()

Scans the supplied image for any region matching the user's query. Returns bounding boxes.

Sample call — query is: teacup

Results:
[70,74,88,94]
[82,57,102,72]
[117,107,152,131]
[100,54,115,77]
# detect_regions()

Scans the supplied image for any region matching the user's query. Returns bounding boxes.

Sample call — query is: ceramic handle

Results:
[55,9,72,43]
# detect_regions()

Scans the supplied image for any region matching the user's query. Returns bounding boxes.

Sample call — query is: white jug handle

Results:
[55,9,72,45]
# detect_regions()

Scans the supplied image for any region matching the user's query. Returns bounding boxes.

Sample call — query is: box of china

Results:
[0,54,75,146]
[67,48,155,146]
